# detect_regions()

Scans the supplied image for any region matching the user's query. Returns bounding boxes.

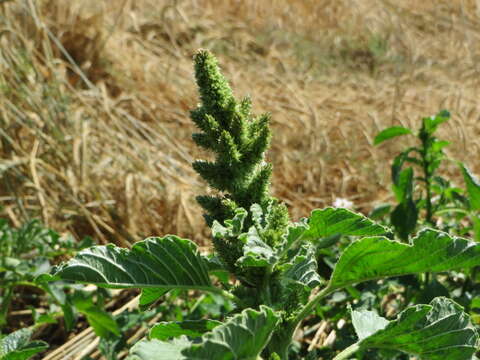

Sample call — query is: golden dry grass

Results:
[1,0,480,245]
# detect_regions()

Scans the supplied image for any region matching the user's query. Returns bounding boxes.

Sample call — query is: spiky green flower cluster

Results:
[191,50,288,272]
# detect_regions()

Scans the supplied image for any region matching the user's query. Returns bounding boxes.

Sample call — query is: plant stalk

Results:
[331,342,361,360]
[289,284,334,332]
[0,287,13,329]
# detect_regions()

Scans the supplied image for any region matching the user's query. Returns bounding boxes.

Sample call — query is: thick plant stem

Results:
[269,285,334,359]
[267,286,334,360]
[290,285,334,331]
[332,342,361,360]
[271,286,335,360]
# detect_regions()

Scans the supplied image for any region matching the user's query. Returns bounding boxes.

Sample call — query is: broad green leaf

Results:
[329,229,480,290]
[130,306,280,360]
[50,236,213,296]
[236,227,277,267]
[280,244,321,289]
[461,164,480,211]
[302,208,391,245]
[149,320,222,341]
[352,297,477,360]
[0,328,48,360]
[374,126,412,145]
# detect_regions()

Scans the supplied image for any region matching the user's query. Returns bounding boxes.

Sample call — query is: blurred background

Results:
[1,0,479,246]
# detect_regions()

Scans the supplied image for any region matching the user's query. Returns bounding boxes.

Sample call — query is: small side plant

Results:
[0,219,93,331]
[0,219,94,359]
[373,111,480,241]
[43,51,480,360]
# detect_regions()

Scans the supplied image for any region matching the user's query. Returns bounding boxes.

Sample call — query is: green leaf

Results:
[392,167,414,202]
[130,306,280,360]
[390,198,418,241]
[461,164,480,211]
[280,221,308,252]
[0,328,48,360]
[422,110,450,135]
[212,207,248,239]
[236,227,277,267]
[374,126,412,145]
[353,297,477,360]
[149,320,222,341]
[71,291,121,338]
[139,288,169,310]
[351,308,389,340]
[50,236,213,294]
[329,229,480,290]
[431,139,450,153]
[85,307,121,338]
[128,337,191,360]
[302,208,391,246]
[391,149,416,188]
[368,204,391,220]
[280,244,322,289]
[474,217,480,242]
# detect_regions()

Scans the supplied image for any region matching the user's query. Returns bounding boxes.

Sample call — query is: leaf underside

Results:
[51,236,214,307]
[353,297,478,360]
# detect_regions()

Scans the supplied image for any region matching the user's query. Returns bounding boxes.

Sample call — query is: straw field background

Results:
[1,0,479,247]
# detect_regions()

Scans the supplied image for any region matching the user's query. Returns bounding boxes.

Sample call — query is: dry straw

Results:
[0,0,479,247]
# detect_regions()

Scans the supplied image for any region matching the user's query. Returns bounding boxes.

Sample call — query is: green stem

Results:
[434,207,469,216]
[266,285,334,359]
[262,265,273,306]
[290,284,334,332]
[420,141,434,226]
[420,139,433,287]
[0,287,13,329]
[332,342,361,360]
